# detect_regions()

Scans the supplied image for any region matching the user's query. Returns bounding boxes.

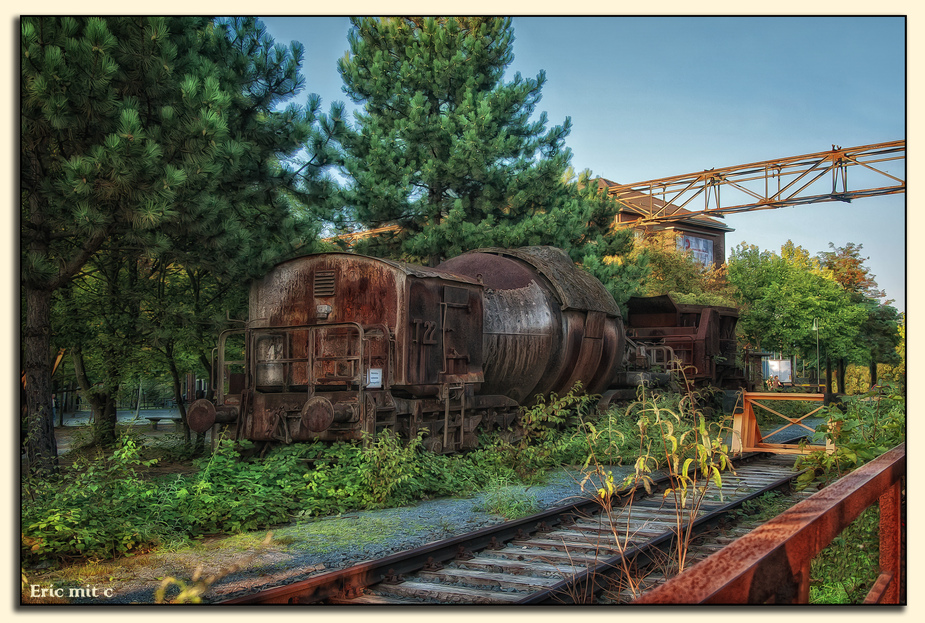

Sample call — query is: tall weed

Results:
[573,383,735,598]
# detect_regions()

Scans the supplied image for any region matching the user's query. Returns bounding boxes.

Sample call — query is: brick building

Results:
[596,178,733,268]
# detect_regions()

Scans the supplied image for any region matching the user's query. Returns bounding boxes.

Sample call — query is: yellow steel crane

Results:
[601,140,905,225]
[329,139,905,238]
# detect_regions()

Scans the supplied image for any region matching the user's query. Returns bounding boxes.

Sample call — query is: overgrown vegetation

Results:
[22,379,905,605]
[21,383,717,568]
[577,378,904,604]
[22,384,615,567]
[577,384,735,600]
[791,381,905,604]
[795,381,905,489]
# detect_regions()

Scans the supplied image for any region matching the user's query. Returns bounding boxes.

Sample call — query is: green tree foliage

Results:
[21,17,341,468]
[136,261,249,443]
[628,231,736,307]
[856,298,902,367]
[336,17,630,273]
[21,16,193,470]
[817,243,901,385]
[894,315,905,392]
[727,242,867,363]
[53,248,147,445]
[564,174,648,312]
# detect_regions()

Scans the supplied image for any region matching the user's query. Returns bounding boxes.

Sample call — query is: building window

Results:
[677,234,714,266]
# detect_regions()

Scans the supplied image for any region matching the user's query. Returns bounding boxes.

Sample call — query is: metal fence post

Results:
[864,479,903,604]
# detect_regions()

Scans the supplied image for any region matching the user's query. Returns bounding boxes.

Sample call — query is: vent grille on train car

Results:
[314,270,336,297]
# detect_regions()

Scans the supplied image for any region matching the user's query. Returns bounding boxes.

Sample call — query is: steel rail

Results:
[217,498,603,604]
[516,463,803,604]
[216,453,795,605]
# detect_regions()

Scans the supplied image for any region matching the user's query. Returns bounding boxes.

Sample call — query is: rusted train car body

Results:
[188,247,743,451]
[625,294,743,389]
[439,247,625,404]
[190,247,625,453]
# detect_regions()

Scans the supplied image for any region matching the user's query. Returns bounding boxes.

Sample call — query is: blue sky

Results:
[260,16,906,311]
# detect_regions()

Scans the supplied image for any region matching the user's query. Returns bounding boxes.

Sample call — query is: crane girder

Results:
[605,140,905,225]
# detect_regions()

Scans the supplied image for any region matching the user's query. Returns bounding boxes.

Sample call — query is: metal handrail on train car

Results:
[632,442,905,604]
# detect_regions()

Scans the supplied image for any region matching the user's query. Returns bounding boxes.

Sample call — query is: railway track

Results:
[219,453,808,605]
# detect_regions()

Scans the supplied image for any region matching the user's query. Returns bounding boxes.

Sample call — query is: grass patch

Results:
[275,514,427,554]
[473,478,540,519]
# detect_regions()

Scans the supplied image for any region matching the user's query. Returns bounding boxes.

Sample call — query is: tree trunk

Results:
[167,354,192,443]
[837,358,847,395]
[427,188,443,267]
[71,347,117,446]
[93,396,118,445]
[23,286,59,475]
[66,381,76,414]
[870,357,879,388]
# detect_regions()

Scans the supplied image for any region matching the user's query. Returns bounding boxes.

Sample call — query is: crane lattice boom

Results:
[604,139,905,224]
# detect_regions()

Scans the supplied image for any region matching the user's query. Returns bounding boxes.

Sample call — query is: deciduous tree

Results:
[726,242,867,368]
[817,243,900,387]
[818,242,886,300]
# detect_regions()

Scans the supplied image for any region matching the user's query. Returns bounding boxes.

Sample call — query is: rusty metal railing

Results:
[632,442,905,604]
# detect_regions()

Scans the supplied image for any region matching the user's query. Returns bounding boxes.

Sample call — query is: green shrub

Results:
[22,437,165,564]
[21,383,640,566]
[795,382,905,488]
[177,440,321,533]
[810,507,882,604]
[358,429,429,508]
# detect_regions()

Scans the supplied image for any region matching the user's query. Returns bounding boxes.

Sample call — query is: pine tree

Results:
[337,17,626,268]
[21,17,193,471]
[21,17,342,469]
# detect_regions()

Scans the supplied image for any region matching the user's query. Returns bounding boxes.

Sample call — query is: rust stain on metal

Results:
[204,246,746,455]
[633,443,905,604]
[439,247,625,403]
[626,294,740,387]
